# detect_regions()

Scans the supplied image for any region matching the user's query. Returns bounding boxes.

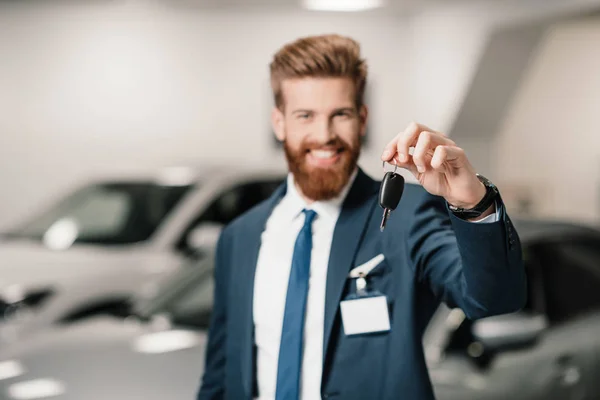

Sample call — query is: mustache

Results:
[300,138,350,152]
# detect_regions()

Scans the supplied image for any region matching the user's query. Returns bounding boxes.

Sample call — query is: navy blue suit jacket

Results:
[198,168,526,400]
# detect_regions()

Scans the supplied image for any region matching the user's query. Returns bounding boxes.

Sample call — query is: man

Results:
[197,34,526,400]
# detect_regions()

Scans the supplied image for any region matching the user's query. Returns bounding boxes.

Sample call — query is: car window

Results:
[133,257,215,329]
[177,179,283,252]
[58,191,130,236]
[200,180,282,225]
[166,274,215,329]
[539,238,600,325]
[7,182,194,246]
[140,266,215,330]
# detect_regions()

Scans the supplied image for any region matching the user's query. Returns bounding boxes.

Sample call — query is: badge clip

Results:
[356,272,367,296]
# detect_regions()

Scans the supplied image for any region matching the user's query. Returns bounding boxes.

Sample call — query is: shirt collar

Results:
[280,168,358,223]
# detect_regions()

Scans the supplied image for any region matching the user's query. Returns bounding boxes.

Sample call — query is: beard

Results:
[283,135,361,201]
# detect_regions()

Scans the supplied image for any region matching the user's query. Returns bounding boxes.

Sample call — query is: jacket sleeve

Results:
[407,188,527,320]
[197,228,231,400]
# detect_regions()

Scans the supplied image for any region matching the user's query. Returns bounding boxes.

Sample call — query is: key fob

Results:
[379,172,405,210]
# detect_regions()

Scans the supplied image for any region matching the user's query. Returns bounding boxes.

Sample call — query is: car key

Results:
[379,164,405,231]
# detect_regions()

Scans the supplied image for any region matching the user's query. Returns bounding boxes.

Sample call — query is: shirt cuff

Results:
[470,202,500,223]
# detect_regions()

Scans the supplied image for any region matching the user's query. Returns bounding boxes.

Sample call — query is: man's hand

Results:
[381,122,489,215]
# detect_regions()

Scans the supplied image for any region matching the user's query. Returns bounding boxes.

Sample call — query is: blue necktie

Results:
[275,209,317,400]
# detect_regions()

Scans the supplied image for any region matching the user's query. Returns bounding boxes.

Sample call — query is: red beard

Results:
[283,136,360,201]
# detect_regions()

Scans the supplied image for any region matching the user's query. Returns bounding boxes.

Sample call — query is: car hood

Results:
[0,240,176,290]
[0,316,208,400]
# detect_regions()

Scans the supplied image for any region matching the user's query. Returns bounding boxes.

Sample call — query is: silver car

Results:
[0,255,215,400]
[0,165,285,343]
[1,219,600,399]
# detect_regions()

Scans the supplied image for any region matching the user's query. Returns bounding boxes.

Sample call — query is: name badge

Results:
[340,295,390,336]
[340,254,390,336]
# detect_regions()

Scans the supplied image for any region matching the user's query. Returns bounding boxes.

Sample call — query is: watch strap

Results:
[448,174,499,219]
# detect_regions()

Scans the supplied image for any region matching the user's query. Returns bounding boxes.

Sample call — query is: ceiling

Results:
[3,0,598,22]
[150,0,600,20]
[160,0,467,14]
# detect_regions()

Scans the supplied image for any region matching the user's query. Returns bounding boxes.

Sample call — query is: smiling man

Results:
[275,75,362,202]
[197,34,526,400]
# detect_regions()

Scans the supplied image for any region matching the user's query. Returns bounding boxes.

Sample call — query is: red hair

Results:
[269,34,368,110]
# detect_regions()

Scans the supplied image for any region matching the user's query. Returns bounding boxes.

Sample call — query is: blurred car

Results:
[0,165,285,342]
[0,254,216,400]
[427,219,600,400]
[1,219,600,399]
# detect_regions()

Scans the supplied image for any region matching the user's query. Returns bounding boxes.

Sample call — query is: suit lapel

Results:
[238,181,287,398]
[322,169,379,363]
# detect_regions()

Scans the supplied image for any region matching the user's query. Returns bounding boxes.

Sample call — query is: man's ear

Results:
[271,107,285,142]
[358,104,369,137]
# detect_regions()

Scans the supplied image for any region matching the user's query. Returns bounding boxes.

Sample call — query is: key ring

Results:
[382,160,398,174]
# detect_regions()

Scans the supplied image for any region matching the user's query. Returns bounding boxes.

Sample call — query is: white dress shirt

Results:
[252,171,498,400]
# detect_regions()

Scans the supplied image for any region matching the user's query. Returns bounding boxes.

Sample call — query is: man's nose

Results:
[313,119,336,143]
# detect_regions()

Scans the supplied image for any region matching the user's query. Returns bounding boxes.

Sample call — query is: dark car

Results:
[427,219,600,400]
[1,219,600,400]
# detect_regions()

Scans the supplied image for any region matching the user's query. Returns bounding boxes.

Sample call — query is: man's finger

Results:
[411,131,433,173]
[381,135,401,162]
[382,122,451,164]
[431,145,467,174]
[396,122,444,162]
[431,145,449,172]
[389,154,418,177]
[412,131,454,173]
[395,122,422,163]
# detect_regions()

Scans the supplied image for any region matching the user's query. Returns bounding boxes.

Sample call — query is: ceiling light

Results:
[302,0,385,12]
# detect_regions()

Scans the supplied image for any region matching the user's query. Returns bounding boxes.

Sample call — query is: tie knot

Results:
[303,209,317,226]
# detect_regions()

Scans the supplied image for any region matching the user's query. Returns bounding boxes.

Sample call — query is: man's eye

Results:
[334,112,350,118]
[298,113,310,119]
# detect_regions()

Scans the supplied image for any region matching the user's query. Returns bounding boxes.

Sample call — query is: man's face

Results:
[272,77,368,201]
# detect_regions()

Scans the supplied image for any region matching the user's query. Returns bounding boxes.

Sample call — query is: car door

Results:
[430,238,600,400]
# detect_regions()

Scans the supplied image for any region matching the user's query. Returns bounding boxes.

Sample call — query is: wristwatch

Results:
[448,174,499,219]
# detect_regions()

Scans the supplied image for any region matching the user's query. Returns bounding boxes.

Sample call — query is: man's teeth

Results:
[311,150,337,159]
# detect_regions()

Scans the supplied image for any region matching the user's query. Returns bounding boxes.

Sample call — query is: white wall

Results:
[493,17,600,223]
[0,2,412,227]
[407,7,491,133]
[2,0,598,228]
[408,0,600,177]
